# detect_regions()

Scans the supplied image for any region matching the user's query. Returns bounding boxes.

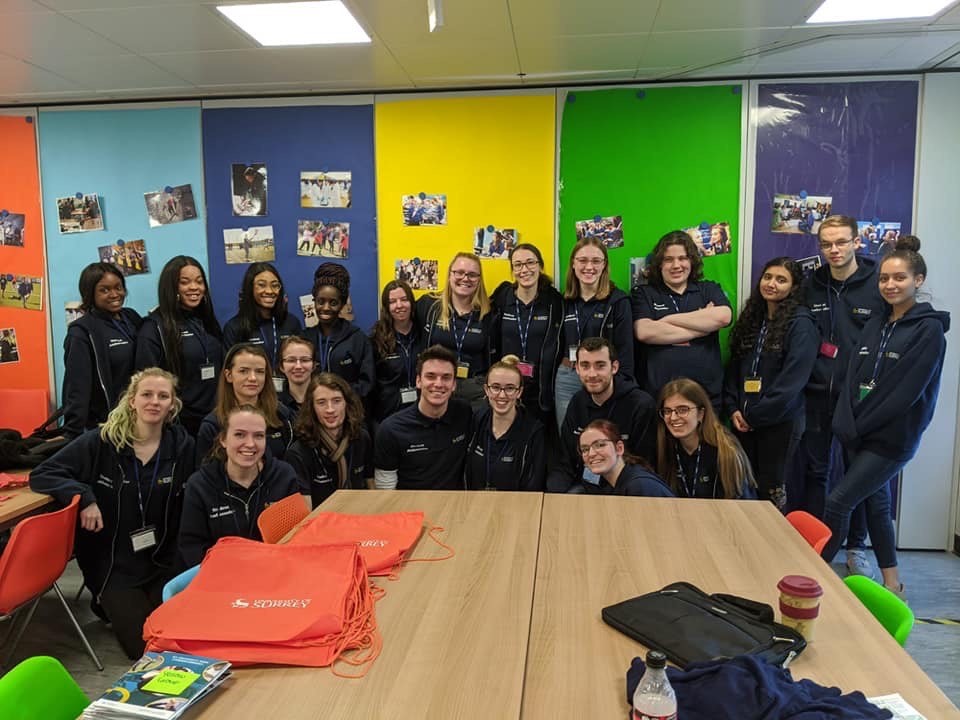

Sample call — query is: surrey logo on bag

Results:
[231,598,312,609]
[357,539,389,548]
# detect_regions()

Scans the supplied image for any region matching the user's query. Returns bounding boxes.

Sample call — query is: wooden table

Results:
[194,490,544,720]
[0,483,53,532]
[522,494,960,719]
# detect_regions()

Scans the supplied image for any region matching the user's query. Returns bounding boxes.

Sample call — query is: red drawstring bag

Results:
[287,511,453,577]
[144,537,379,673]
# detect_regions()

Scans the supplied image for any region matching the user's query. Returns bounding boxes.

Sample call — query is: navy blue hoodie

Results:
[560,287,635,382]
[303,319,375,399]
[370,325,427,423]
[194,403,296,465]
[29,424,195,596]
[833,302,949,462]
[490,281,563,413]
[802,258,886,413]
[178,455,300,567]
[285,429,373,507]
[723,307,819,428]
[222,313,302,366]
[61,307,142,439]
[464,406,546,491]
[416,295,497,377]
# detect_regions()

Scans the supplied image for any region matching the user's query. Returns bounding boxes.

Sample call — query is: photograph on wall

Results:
[56,194,104,234]
[575,215,623,249]
[0,327,20,364]
[65,300,84,326]
[231,163,268,217]
[300,294,318,328]
[402,194,447,226]
[474,226,517,259]
[629,257,649,289]
[857,221,901,257]
[0,211,25,247]
[771,193,832,234]
[223,225,275,264]
[798,254,822,280]
[0,274,43,311]
[144,183,198,227]
[296,220,350,258]
[97,239,149,277]
[396,258,439,291]
[683,221,733,257]
[300,171,352,208]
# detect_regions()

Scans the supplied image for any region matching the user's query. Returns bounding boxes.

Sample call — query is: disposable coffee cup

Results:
[777,575,823,641]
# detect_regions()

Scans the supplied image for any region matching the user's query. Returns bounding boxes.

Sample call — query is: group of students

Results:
[28,213,947,659]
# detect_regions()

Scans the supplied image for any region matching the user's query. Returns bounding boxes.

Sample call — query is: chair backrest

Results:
[257,493,310,544]
[162,564,201,603]
[0,655,89,720]
[785,510,832,554]
[844,575,915,646]
[0,495,79,614]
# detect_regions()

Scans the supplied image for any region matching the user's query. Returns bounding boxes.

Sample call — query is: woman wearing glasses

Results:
[490,244,563,432]
[556,238,634,429]
[656,378,755,499]
[417,252,495,407]
[464,355,545,491]
[724,257,817,508]
[276,336,315,414]
[576,419,673,496]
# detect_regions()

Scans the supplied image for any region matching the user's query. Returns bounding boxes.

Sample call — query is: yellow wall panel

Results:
[375,93,556,299]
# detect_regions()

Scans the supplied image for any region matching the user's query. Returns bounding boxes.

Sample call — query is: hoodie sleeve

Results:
[628,391,658,464]
[722,355,742,421]
[29,430,102,508]
[195,417,218,465]
[135,316,165,371]
[520,423,547,492]
[61,326,94,440]
[222,316,242,350]
[354,332,376,399]
[546,410,579,493]
[284,442,313,496]
[179,473,213,568]
[848,319,947,439]
[743,312,819,427]
[609,294,635,382]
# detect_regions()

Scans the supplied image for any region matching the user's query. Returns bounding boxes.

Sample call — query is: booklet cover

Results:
[82,651,231,719]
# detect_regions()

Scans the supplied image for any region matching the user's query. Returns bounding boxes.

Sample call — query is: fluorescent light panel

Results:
[807,0,957,23]
[217,1,371,46]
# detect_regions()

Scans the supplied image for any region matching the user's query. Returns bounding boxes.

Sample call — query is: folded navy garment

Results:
[626,654,893,720]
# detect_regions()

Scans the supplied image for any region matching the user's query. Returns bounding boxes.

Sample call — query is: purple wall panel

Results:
[751,81,919,283]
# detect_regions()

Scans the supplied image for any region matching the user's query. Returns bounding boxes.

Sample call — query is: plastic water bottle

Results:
[632,650,677,720]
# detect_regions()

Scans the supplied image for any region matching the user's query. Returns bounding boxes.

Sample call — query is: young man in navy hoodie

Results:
[547,337,657,493]
[800,215,887,578]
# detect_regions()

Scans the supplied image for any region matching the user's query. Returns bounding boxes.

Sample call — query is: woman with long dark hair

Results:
[577,419,673,497]
[135,256,223,435]
[724,257,817,508]
[62,262,142,439]
[285,373,373,508]
[370,279,425,423]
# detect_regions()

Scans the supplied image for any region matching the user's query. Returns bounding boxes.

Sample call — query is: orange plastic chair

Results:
[257,493,310,544]
[786,510,833,554]
[0,495,103,670]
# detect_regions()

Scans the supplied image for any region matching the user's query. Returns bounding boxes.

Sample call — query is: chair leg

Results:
[1,598,39,668]
[54,582,104,671]
[74,583,85,602]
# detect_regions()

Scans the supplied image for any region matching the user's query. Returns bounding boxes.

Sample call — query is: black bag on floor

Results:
[602,581,806,669]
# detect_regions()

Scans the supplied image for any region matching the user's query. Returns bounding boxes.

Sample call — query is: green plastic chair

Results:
[844,575,915,646]
[0,655,89,720]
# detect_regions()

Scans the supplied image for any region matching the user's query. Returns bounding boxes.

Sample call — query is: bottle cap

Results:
[645,650,666,669]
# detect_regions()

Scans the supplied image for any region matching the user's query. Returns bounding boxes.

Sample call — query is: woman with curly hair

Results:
[723,257,818,508]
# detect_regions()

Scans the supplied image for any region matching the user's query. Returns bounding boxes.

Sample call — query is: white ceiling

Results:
[1,0,959,104]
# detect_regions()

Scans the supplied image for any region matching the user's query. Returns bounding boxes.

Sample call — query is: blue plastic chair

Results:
[0,656,89,720]
[162,565,200,602]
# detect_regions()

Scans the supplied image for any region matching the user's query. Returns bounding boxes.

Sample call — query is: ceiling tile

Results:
[349,0,512,48]
[508,0,659,36]
[0,10,130,61]
[0,1,53,13]
[517,34,644,75]
[652,0,820,31]
[63,5,252,54]
[637,28,789,69]
[388,35,520,78]
[932,3,960,25]
[36,0,204,9]
[0,54,78,98]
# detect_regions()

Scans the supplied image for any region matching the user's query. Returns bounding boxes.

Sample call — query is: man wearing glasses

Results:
[547,337,657,493]
[374,345,472,490]
[800,215,887,580]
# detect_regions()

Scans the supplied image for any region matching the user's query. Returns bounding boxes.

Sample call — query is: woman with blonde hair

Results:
[31,368,196,659]
[416,252,495,406]
[657,377,755,499]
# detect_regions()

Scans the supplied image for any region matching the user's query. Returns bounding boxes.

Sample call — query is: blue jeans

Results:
[821,450,904,569]
[553,363,582,431]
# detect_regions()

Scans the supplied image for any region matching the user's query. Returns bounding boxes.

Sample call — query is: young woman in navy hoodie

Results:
[179,405,300,568]
[825,237,949,597]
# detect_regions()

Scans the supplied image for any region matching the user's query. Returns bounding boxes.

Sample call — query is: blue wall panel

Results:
[201,104,378,334]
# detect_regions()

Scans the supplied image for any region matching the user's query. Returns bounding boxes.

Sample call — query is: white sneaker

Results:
[845,549,878,580]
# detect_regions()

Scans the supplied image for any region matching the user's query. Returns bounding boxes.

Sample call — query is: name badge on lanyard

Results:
[517,361,535,378]
[272,376,285,392]
[200,364,216,381]
[456,362,470,379]
[131,526,157,552]
[400,387,418,404]
[743,377,762,393]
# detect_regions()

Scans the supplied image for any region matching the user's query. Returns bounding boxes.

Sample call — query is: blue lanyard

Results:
[111,314,135,342]
[515,297,535,362]
[451,312,472,361]
[750,321,768,377]
[260,318,279,367]
[871,321,897,383]
[130,451,161,526]
[396,332,416,386]
[186,318,210,363]
[675,443,701,498]
[669,290,686,314]
[317,333,334,372]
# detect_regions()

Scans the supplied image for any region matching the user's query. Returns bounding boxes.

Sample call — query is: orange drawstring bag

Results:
[143,537,379,673]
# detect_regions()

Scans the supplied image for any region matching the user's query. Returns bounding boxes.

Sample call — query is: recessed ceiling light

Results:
[217,1,371,46]
[807,0,957,23]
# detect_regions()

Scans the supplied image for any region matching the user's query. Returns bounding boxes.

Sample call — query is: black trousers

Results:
[99,574,168,660]
[736,415,805,510]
